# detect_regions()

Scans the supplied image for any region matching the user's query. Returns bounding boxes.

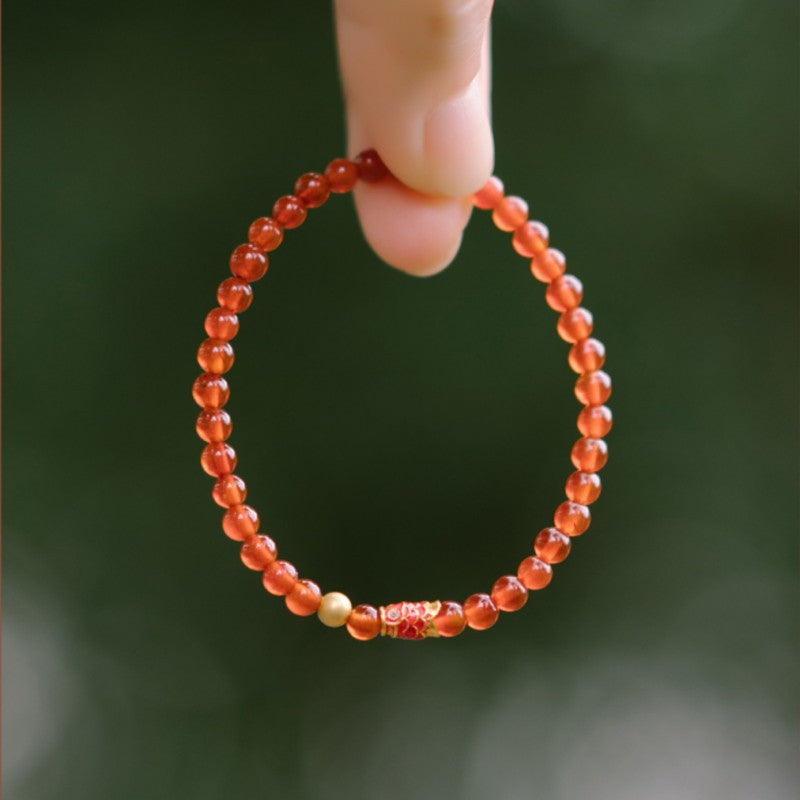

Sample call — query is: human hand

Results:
[335,0,494,276]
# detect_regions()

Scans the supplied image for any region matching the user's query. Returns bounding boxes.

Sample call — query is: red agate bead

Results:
[222,503,259,541]
[463,593,499,630]
[286,579,322,616]
[578,405,613,437]
[565,471,602,505]
[263,560,298,596]
[472,176,504,210]
[517,556,553,590]
[204,308,239,341]
[217,277,253,313]
[346,604,381,640]
[192,373,230,408]
[324,158,358,193]
[531,247,566,283]
[294,172,330,208]
[196,408,232,443]
[212,474,247,508]
[240,534,277,570]
[492,195,528,232]
[575,370,612,406]
[533,527,571,564]
[433,601,467,637]
[490,576,529,612]
[570,437,608,473]
[512,220,549,257]
[248,217,284,251]
[354,149,388,182]
[230,243,268,282]
[272,195,306,229]
[200,442,237,477]
[557,307,594,343]
[545,275,583,312]
[197,338,234,374]
[554,501,591,537]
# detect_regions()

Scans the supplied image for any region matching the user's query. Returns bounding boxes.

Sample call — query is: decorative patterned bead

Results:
[577,404,613,438]
[354,149,388,182]
[492,195,528,232]
[471,176,504,210]
[570,437,608,473]
[317,591,353,627]
[557,307,594,343]
[294,172,330,208]
[200,442,237,477]
[272,195,307,229]
[240,534,278,570]
[262,559,298,596]
[196,408,232,443]
[286,579,322,616]
[533,527,571,564]
[463,593,499,630]
[490,576,529,611]
[192,373,230,408]
[530,247,566,283]
[222,503,259,541]
[565,471,602,505]
[230,243,268,282]
[212,474,247,508]
[575,370,612,406]
[517,556,553,590]
[346,604,381,640]
[324,158,358,193]
[432,601,467,637]
[197,338,234,374]
[248,217,284,251]
[569,338,606,373]
[545,275,584,312]
[554,501,591,537]
[512,220,550,257]
[204,308,239,341]
[380,601,441,639]
[217,277,253,313]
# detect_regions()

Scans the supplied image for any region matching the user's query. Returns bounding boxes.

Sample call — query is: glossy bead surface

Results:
[286,579,322,616]
[204,308,239,341]
[569,338,606,373]
[492,195,528,232]
[554,501,591,537]
[354,149,388,182]
[512,220,549,257]
[248,217,284,251]
[318,592,353,627]
[222,503,259,541]
[196,408,232,443]
[534,527,571,564]
[463,593,499,630]
[490,575,529,611]
[557,307,594,343]
[346,604,381,640]
[324,158,358,193]
[565,471,602,505]
[294,172,330,208]
[433,601,467,637]
[217,277,253,313]
[272,195,307,229]
[262,559,298,596]
[240,534,277,570]
[575,370,612,406]
[472,176,504,210]
[570,437,608,473]
[192,373,230,408]
[230,243,268,282]
[517,556,553,590]
[212,474,247,508]
[531,247,566,283]
[577,405,613,438]
[197,338,234,374]
[200,442,237,477]
[545,275,584,312]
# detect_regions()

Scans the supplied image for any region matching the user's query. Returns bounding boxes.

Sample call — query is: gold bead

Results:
[317,591,352,628]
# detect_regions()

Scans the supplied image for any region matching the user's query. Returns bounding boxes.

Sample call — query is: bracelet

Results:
[193,150,612,641]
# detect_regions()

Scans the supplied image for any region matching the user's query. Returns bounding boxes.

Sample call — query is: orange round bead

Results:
[577,404,613,437]
[262,559,298,596]
[196,408,232,443]
[517,556,553,590]
[472,176,504,210]
[294,172,330,208]
[212,474,247,508]
[565,471,602,505]
[433,601,467,637]
[222,503,259,541]
[346,604,381,641]
[217,277,253,313]
[569,338,606,374]
[247,217,284,251]
[533,527,571,564]
[490,575,529,612]
[557,307,594,343]
[492,195,528,232]
[575,370,612,406]
[204,308,239,341]
[229,243,268,282]
[512,220,550,257]
[570,437,608,473]
[192,373,230,408]
[554,501,591,537]
[354,149,388,182]
[286,579,322,616]
[200,442,237,477]
[463,593,499,630]
[324,158,358,193]
[240,534,277,570]
[531,247,566,283]
[545,274,584,312]
[272,195,306,229]
[197,338,234,374]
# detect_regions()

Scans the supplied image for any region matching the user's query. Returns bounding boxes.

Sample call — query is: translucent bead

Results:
[577,405,613,437]
[545,275,584,312]
[324,158,358,193]
[240,534,277,570]
[569,338,606,373]
[432,601,467,637]
[222,503,259,541]
[490,575,529,611]
[346,604,381,640]
[557,307,594,343]
[248,217,284,251]
[471,176,504,210]
[197,338,234,374]
[217,277,253,313]
[262,559,298,596]
[192,373,230,408]
[575,370,612,405]
[512,221,550,257]
[565,471,602,505]
[200,442,237,477]
[318,591,353,627]
[517,556,553,590]
[492,196,528,232]
[531,247,566,283]
[196,408,232,443]
[294,172,330,208]
[272,195,307,229]
[554,501,591,536]
[570,437,608,473]
[212,474,247,508]
[533,527,571,564]
[204,308,239,341]
[229,243,268,282]
[463,593,499,630]
[286,579,322,616]
[354,149,388,182]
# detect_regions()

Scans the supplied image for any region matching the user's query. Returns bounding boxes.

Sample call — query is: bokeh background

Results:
[3,1,798,798]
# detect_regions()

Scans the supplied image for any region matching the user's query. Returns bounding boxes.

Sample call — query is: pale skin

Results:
[334,0,494,276]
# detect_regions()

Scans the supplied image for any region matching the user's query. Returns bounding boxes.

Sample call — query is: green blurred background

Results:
[3,1,798,798]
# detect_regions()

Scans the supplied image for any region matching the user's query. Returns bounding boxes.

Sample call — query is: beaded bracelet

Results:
[193,150,611,641]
